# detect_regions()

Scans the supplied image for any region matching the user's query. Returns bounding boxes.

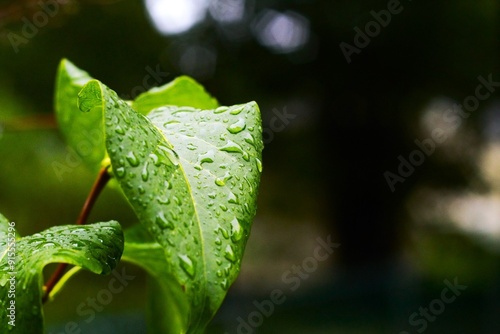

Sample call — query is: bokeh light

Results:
[209,0,247,24]
[145,0,207,35]
[252,10,310,54]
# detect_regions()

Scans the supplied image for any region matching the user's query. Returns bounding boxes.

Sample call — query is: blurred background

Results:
[1,0,499,333]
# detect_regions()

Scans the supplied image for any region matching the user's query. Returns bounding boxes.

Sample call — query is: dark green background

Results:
[1,0,499,333]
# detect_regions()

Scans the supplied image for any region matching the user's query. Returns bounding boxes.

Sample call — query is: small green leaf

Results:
[0,214,123,334]
[78,79,263,333]
[55,61,218,174]
[55,59,107,174]
[132,76,219,115]
[123,225,188,334]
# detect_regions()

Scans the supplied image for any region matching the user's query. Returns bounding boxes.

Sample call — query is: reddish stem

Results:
[42,166,111,304]
[75,166,111,226]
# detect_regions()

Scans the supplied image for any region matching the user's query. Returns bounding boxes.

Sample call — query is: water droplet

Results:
[169,209,179,221]
[150,153,159,166]
[165,237,175,246]
[220,279,229,289]
[72,241,82,248]
[243,133,256,147]
[163,120,181,127]
[230,218,243,242]
[142,162,149,181]
[227,192,239,204]
[229,106,243,115]
[227,118,246,134]
[214,106,229,114]
[71,228,86,234]
[126,152,140,167]
[215,172,233,186]
[157,196,170,205]
[216,270,223,277]
[157,145,179,167]
[219,204,228,212]
[224,265,231,276]
[244,203,252,214]
[156,212,174,230]
[256,158,263,173]
[115,125,125,135]
[208,192,216,199]
[215,237,222,245]
[217,225,230,239]
[178,254,195,278]
[187,143,197,151]
[172,107,196,114]
[224,245,236,263]
[115,167,126,178]
[138,185,146,194]
[219,140,244,155]
[194,150,215,170]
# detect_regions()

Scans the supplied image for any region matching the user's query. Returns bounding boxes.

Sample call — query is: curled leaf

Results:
[0,214,123,334]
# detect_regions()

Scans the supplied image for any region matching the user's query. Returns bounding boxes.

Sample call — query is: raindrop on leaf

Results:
[126,151,140,167]
[178,254,195,278]
[227,118,246,134]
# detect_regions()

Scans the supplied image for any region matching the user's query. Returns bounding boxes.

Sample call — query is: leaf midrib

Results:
[151,123,209,320]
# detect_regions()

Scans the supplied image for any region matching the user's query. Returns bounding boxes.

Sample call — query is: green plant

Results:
[0,59,264,333]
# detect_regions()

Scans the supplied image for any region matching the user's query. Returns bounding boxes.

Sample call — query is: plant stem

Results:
[75,166,112,226]
[42,165,111,304]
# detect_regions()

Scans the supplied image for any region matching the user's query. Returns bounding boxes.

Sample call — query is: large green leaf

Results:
[78,79,263,333]
[55,59,106,174]
[0,214,123,334]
